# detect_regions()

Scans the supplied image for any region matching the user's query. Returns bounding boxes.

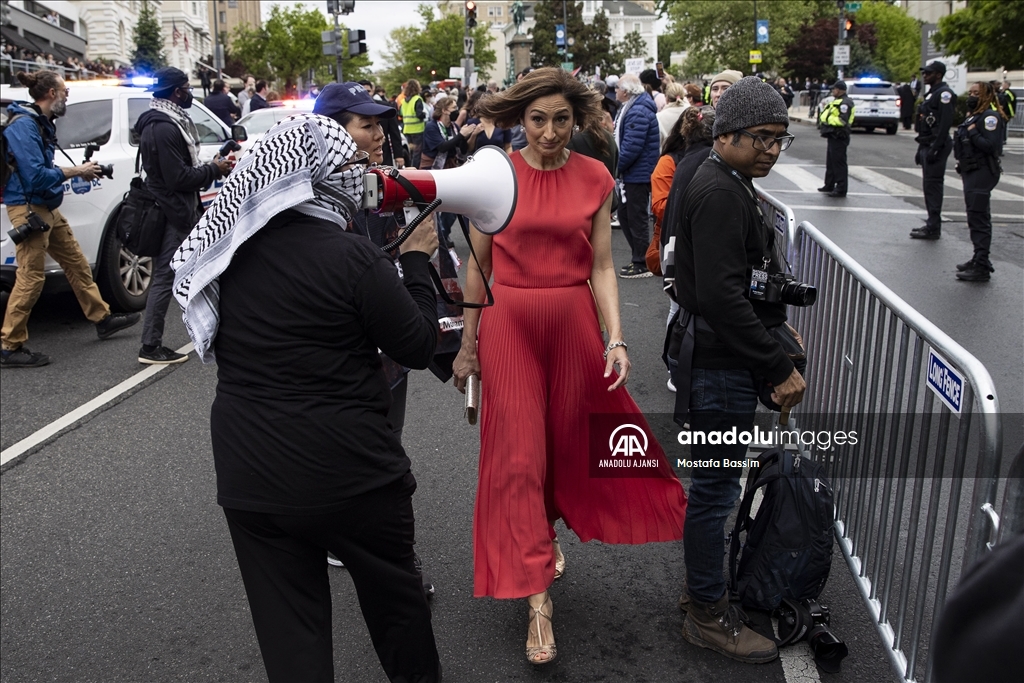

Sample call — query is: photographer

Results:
[135,67,231,365]
[2,70,139,369]
[664,77,804,664]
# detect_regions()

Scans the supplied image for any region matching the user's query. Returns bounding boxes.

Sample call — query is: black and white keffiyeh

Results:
[171,113,363,362]
[150,97,202,167]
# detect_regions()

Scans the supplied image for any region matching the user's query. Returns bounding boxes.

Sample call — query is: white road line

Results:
[847,166,920,196]
[998,174,1024,191]
[774,164,826,192]
[0,342,194,466]
[892,167,1021,201]
[786,205,1021,220]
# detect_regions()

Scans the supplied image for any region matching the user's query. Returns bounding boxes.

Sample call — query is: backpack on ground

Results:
[729,446,835,611]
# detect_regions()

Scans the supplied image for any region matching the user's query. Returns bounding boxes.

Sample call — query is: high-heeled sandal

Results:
[552,537,566,580]
[525,596,556,665]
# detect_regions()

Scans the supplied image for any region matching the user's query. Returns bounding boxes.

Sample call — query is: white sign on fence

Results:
[833,44,850,66]
[624,58,645,75]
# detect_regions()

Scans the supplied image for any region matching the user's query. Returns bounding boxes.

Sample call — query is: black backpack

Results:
[729,446,835,611]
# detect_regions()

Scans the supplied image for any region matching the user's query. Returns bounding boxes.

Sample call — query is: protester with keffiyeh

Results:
[135,67,232,365]
[171,112,443,683]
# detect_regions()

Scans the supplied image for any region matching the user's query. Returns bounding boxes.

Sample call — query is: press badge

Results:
[748,265,769,301]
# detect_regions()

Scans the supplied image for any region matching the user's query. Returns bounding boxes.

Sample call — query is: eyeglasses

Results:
[736,128,795,152]
[52,87,69,95]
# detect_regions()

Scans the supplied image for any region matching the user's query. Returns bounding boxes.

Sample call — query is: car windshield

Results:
[849,83,895,96]
[237,110,288,135]
[55,100,113,147]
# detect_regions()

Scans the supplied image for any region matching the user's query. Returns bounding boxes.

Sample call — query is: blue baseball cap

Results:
[313,82,396,119]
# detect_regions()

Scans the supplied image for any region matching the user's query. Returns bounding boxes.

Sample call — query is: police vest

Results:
[1001,89,1016,118]
[819,97,854,128]
[400,95,425,135]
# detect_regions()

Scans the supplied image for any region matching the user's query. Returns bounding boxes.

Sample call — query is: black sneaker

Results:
[413,553,435,598]
[909,226,941,240]
[619,263,653,279]
[816,186,833,193]
[826,191,847,198]
[956,258,977,271]
[138,345,189,365]
[96,312,141,339]
[1,346,50,368]
[955,262,993,282]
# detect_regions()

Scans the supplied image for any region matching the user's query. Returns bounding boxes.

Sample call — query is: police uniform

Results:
[997,87,1015,144]
[910,66,955,239]
[953,106,1003,282]
[818,83,854,197]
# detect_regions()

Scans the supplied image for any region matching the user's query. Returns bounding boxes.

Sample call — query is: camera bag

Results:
[729,446,835,612]
[117,149,166,257]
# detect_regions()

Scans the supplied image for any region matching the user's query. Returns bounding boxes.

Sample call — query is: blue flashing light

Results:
[858,77,883,83]
[130,76,156,87]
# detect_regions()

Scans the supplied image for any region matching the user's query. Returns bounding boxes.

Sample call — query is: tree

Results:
[784,16,879,83]
[612,31,651,71]
[663,0,836,77]
[933,0,1024,71]
[232,3,372,95]
[531,0,618,73]
[854,1,920,82]
[131,0,165,73]
[379,4,495,97]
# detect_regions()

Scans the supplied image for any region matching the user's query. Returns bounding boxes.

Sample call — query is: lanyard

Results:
[709,150,773,269]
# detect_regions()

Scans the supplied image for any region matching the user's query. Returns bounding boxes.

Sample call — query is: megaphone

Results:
[362,146,518,235]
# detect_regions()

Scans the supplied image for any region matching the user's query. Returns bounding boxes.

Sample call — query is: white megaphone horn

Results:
[362,146,518,235]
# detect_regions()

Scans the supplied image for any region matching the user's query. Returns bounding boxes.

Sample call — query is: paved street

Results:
[1,124,1021,683]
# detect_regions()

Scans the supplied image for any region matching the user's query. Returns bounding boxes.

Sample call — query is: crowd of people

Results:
[1,42,120,79]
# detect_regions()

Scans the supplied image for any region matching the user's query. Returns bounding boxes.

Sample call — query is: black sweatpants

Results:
[919,141,952,231]
[223,472,441,683]
[962,165,1000,264]
[823,135,849,194]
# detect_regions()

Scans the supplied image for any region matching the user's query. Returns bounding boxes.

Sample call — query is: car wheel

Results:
[0,280,10,315]
[98,219,152,312]
[865,126,876,133]
[886,125,898,135]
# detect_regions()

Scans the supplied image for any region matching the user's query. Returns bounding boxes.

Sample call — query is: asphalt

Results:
[2,125,1021,683]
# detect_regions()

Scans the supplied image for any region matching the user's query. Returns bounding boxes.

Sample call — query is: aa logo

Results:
[608,424,648,458]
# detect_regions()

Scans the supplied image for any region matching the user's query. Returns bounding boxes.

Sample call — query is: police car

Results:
[846,78,900,135]
[1,81,246,312]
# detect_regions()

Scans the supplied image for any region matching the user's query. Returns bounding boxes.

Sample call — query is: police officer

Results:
[953,81,1005,283]
[817,80,853,198]
[997,80,1015,146]
[909,61,955,240]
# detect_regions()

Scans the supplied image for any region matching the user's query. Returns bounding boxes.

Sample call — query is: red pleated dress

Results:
[473,151,687,599]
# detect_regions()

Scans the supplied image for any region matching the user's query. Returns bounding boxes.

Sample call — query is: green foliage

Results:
[934,0,1024,71]
[232,3,372,94]
[379,3,495,96]
[854,1,919,81]
[531,1,615,73]
[664,0,836,77]
[131,0,165,73]
[614,31,650,66]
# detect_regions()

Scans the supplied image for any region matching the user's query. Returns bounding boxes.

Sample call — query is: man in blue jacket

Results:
[614,73,659,278]
[2,70,139,369]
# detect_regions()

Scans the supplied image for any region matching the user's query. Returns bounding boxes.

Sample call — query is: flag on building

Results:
[172,20,181,47]
[184,32,189,52]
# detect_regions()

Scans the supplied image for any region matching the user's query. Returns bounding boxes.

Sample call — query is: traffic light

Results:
[843,18,854,40]
[348,29,367,57]
[339,0,356,12]
[465,1,477,28]
[327,0,339,14]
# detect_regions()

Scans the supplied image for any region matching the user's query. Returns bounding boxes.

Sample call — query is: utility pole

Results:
[212,0,222,76]
[753,0,757,76]
[837,0,845,80]
[464,1,477,89]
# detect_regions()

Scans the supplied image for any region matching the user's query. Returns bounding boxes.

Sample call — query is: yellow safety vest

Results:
[400,95,425,135]
[819,97,855,128]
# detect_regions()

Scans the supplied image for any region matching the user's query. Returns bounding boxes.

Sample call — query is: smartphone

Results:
[656,61,665,80]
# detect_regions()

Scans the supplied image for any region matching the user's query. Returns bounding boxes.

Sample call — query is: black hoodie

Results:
[135,107,220,235]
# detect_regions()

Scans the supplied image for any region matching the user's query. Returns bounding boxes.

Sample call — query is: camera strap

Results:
[381,169,494,309]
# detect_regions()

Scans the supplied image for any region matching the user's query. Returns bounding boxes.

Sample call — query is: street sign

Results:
[833,44,850,66]
[464,36,475,56]
[845,2,861,11]
[555,24,565,47]
[561,62,574,72]
[756,20,769,44]
[749,50,762,64]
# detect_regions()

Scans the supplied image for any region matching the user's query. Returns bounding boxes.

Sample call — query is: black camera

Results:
[747,270,817,307]
[7,211,51,245]
[84,144,114,179]
[218,140,242,157]
[777,598,848,672]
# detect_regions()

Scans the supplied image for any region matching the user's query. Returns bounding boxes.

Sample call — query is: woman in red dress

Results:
[452,68,687,666]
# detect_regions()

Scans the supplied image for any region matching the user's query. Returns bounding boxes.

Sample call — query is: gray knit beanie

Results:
[712,76,790,137]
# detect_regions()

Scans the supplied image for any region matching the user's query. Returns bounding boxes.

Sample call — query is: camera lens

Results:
[807,624,849,663]
[781,281,817,307]
[8,224,31,245]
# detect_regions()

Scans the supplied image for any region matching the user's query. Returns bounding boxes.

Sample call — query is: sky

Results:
[261,0,432,68]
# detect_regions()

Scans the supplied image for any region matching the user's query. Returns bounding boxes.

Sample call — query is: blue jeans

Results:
[683,368,758,604]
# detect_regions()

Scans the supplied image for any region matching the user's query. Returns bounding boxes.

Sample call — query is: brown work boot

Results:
[682,593,778,664]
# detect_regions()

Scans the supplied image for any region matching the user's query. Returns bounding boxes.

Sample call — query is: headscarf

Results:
[171,113,363,362]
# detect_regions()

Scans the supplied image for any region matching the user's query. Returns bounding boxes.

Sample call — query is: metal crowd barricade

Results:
[777,218,1006,683]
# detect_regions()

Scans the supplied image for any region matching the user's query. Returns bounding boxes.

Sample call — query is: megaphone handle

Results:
[381,199,443,253]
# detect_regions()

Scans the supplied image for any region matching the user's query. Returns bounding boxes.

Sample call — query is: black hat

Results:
[921,61,946,75]
[832,80,847,91]
[149,67,189,95]
[639,68,662,91]
[313,82,396,119]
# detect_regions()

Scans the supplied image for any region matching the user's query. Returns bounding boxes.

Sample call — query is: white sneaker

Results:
[667,376,676,393]
[327,552,344,567]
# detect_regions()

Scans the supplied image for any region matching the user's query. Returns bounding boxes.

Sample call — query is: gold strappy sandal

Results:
[552,537,566,580]
[525,595,556,665]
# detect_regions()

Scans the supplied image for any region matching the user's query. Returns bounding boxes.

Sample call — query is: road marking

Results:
[891,167,1021,201]
[773,164,826,192]
[0,343,194,467]
[1000,174,1024,191]
[786,205,1022,220]
[847,166,920,196]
